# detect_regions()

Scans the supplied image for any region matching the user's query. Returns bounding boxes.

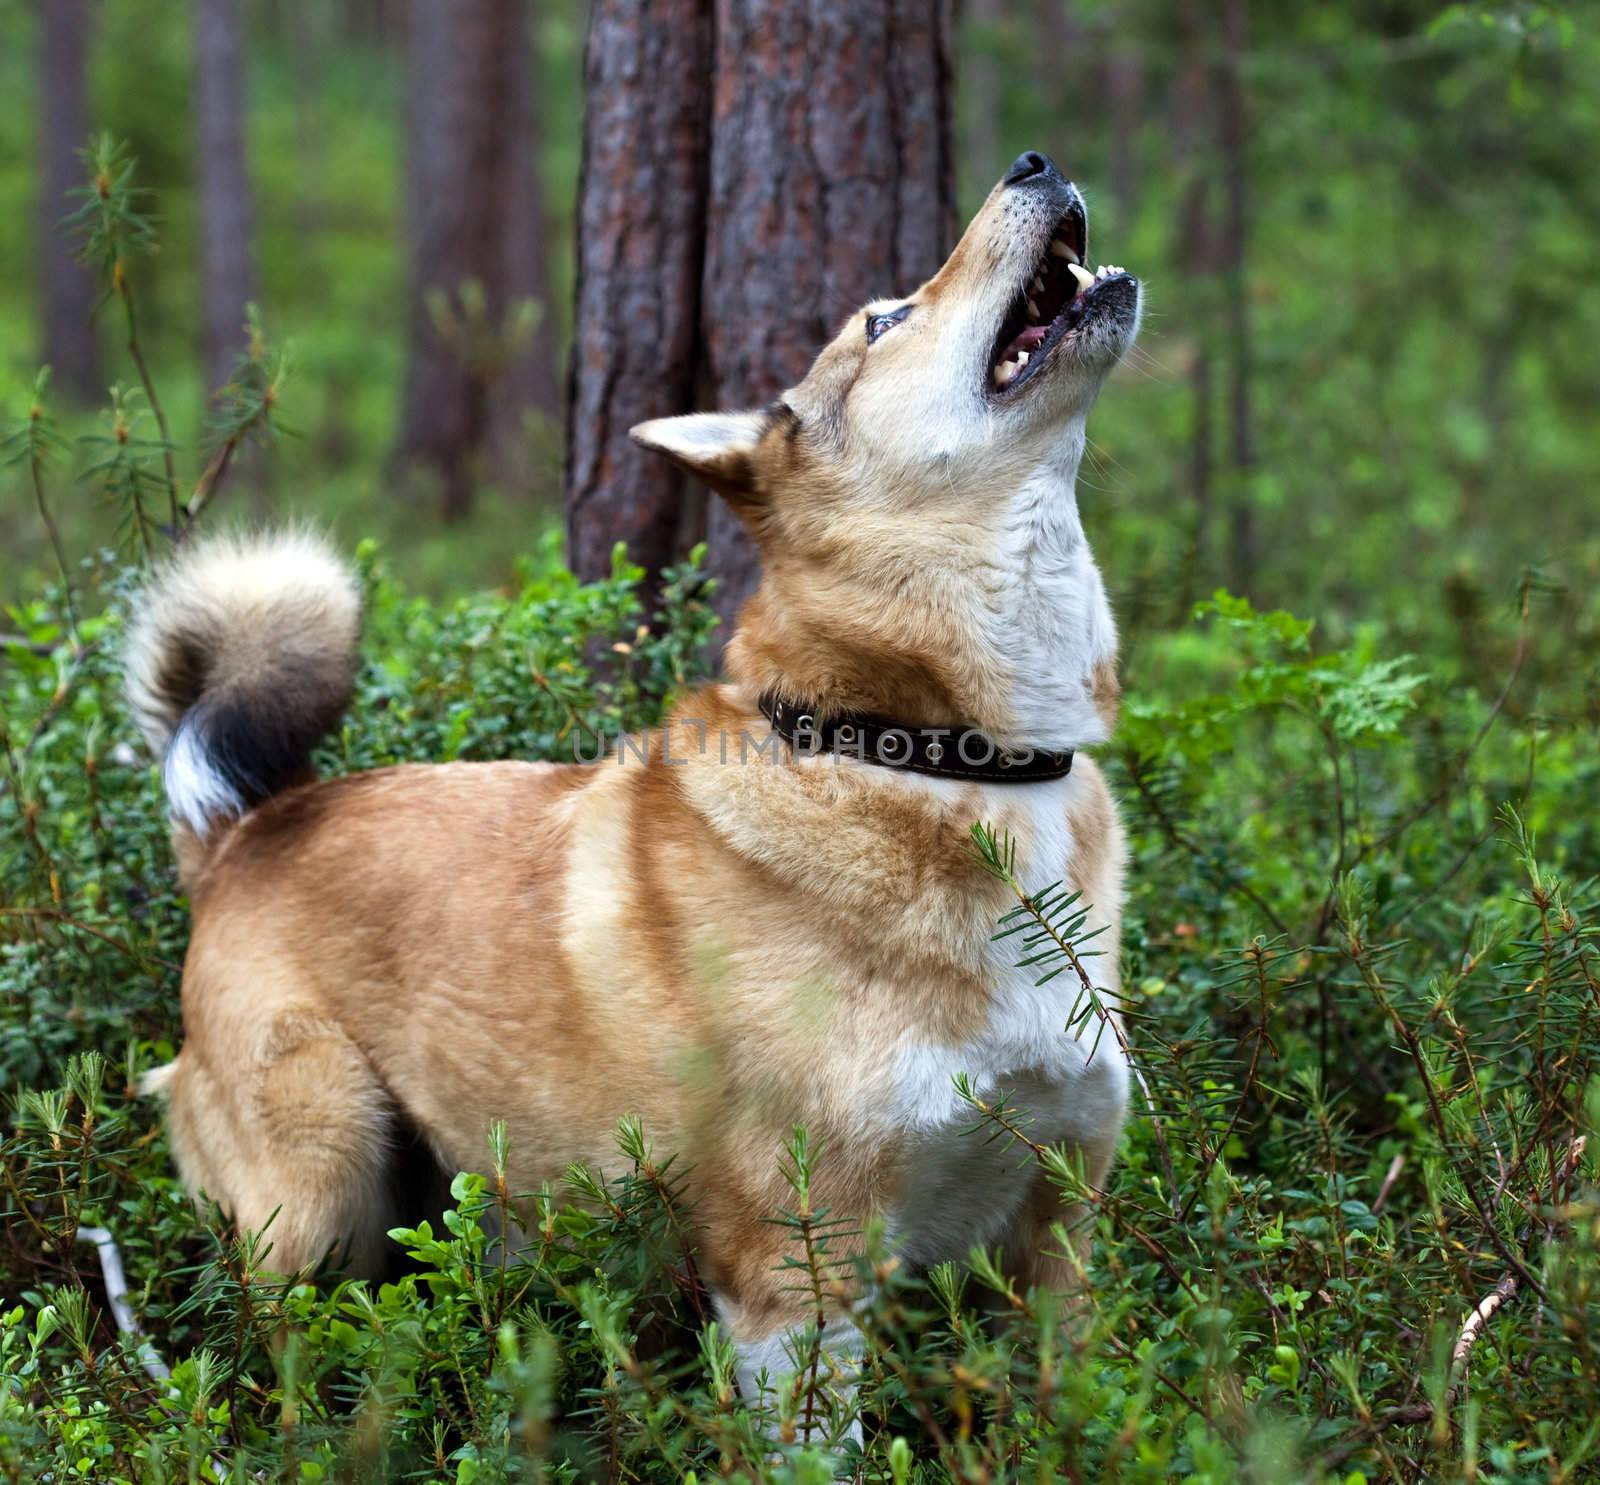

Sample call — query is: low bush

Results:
[3,136,1596,1485]
[3,526,1596,1482]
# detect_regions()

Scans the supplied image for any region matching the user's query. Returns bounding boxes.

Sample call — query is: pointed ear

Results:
[629,410,769,502]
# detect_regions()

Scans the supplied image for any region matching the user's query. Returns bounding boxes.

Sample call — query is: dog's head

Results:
[632,152,1140,745]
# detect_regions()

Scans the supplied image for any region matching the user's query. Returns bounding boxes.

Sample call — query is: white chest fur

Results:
[875,773,1129,1264]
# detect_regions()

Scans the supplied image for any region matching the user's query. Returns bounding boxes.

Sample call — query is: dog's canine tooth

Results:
[994,359,1019,386]
[1030,276,1045,295]
[1068,262,1094,293]
[1026,298,1040,320]
[1049,239,1080,263]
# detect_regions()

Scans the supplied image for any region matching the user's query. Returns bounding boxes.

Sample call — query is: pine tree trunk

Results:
[563,0,954,619]
[564,0,714,583]
[39,0,101,404]
[1105,38,1143,226]
[1217,0,1256,591]
[1173,0,1217,596]
[397,0,546,522]
[700,0,957,619]
[195,0,259,394]
[489,11,559,486]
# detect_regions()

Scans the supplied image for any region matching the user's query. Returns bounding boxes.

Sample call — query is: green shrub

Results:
[3,139,1597,1485]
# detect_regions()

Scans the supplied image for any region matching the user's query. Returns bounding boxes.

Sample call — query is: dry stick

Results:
[183,408,263,532]
[1372,1153,1405,1215]
[1448,1133,1587,1388]
[1348,931,1547,1300]
[1450,1272,1520,1374]
[74,1226,170,1383]
[1319,1134,1587,1474]
[182,435,240,530]
[114,260,180,529]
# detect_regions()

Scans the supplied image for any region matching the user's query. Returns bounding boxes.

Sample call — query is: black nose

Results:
[1003,150,1057,187]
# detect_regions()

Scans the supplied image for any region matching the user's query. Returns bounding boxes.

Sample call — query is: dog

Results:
[127,151,1141,1424]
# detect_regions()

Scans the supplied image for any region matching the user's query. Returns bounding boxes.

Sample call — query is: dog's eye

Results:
[865,306,912,345]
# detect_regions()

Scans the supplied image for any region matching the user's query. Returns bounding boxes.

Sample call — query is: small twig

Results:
[1372,1153,1405,1215]
[1346,922,1547,1300]
[1450,1271,1519,1375]
[75,1226,170,1383]
[1179,936,1279,1223]
[1451,1134,1586,1382]
[182,428,246,532]
[0,907,181,975]
[1317,1134,1587,1473]
[531,668,607,749]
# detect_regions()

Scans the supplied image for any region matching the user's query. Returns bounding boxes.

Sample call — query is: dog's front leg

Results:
[1001,1172,1096,1297]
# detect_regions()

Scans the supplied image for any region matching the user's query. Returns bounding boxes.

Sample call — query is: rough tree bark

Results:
[39,0,101,404]
[398,0,554,521]
[491,19,560,474]
[700,0,958,618]
[195,0,259,393]
[1217,0,1256,591]
[564,0,956,624]
[1173,0,1219,600]
[565,0,714,585]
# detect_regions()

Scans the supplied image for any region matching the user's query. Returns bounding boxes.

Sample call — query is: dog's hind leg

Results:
[160,1007,400,1279]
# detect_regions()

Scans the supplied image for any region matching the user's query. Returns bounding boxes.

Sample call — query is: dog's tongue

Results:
[998,324,1049,365]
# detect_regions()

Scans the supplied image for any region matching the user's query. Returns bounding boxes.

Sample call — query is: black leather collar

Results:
[758,691,1074,784]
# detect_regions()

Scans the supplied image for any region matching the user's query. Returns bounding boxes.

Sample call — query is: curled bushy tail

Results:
[123,530,362,836]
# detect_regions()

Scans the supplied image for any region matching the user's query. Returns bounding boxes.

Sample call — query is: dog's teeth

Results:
[1049,239,1080,263]
[1026,297,1040,320]
[1030,275,1044,295]
[1015,350,1030,368]
[1067,262,1094,293]
[994,360,1019,387]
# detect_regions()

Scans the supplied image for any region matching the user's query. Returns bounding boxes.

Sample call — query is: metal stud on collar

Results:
[755,689,1073,784]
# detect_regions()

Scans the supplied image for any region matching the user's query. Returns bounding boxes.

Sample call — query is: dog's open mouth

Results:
[989,207,1134,397]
